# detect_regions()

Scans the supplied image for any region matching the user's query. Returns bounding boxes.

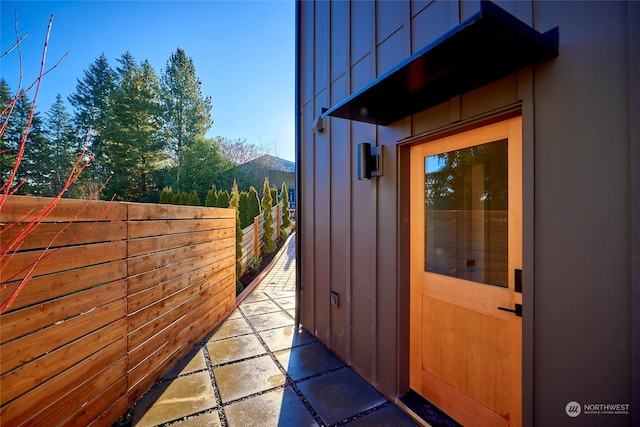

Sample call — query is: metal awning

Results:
[322,1,559,126]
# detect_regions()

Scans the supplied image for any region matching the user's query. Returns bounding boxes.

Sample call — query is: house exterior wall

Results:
[296,1,638,426]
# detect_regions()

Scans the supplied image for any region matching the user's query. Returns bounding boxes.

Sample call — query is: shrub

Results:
[239,191,249,229]
[216,190,229,208]
[229,180,244,280]
[247,186,261,222]
[204,184,217,207]
[159,187,173,204]
[261,178,276,254]
[187,190,200,206]
[281,182,291,233]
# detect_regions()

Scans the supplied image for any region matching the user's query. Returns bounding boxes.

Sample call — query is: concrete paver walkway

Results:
[124,233,420,426]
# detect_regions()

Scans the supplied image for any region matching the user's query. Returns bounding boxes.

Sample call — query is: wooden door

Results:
[409,117,522,427]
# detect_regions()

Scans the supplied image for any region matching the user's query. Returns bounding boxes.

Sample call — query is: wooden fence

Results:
[426,209,508,286]
[238,204,282,272]
[0,196,236,426]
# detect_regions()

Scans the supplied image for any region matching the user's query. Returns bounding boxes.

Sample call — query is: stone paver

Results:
[122,233,423,426]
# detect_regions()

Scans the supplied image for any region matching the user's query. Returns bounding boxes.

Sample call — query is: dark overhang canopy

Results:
[322,0,559,126]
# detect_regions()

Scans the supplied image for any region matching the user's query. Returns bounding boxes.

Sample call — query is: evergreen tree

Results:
[270,187,278,207]
[187,190,200,206]
[239,191,249,229]
[0,79,16,178]
[171,191,181,204]
[160,48,213,191]
[205,184,217,207]
[261,178,276,254]
[178,191,189,205]
[43,94,77,197]
[229,181,244,289]
[180,138,230,199]
[159,187,173,203]
[1,88,49,195]
[68,54,115,184]
[216,190,229,208]
[247,186,261,222]
[101,54,163,201]
[281,182,291,231]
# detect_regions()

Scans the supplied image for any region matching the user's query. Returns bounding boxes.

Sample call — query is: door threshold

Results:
[396,390,462,427]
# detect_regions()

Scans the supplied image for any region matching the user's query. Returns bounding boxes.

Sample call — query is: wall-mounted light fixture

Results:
[312,108,329,133]
[357,143,383,180]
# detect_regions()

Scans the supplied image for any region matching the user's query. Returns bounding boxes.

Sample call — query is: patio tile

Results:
[273,296,296,309]
[346,405,419,426]
[131,372,216,427]
[246,310,294,331]
[242,291,270,303]
[209,318,252,341]
[162,348,207,380]
[275,342,344,381]
[206,334,265,365]
[213,355,286,403]
[225,387,318,427]
[258,324,314,352]
[226,308,244,320]
[265,290,295,299]
[171,411,222,427]
[240,299,283,317]
[297,368,386,426]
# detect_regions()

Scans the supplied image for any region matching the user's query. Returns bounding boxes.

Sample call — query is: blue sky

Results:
[0,0,295,161]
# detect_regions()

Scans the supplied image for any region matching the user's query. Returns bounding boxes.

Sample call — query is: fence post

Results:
[253,216,260,259]
[276,204,281,238]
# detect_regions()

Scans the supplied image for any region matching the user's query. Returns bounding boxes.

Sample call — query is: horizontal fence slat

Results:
[2,241,127,282]
[128,218,235,239]
[127,203,234,220]
[128,238,234,277]
[1,221,127,251]
[1,318,127,405]
[0,195,125,223]
[128,228,234,257]
[0,260,127,312]
[127,250,234,295]
[1,299,127,374]
[0,338,127,427]
[1,280,126,343]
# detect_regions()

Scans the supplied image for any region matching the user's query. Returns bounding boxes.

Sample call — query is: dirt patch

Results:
[238,237,287,290]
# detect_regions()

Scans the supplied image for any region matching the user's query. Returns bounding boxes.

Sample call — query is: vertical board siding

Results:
[0,196,236,426]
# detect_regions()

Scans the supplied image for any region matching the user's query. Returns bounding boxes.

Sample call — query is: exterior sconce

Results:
[312,108,329,133]
[357,143,383,180]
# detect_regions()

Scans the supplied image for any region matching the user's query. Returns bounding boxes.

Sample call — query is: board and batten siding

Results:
[297,1,638,426]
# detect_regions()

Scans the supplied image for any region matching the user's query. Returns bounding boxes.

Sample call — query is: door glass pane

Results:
[424,139,508,287]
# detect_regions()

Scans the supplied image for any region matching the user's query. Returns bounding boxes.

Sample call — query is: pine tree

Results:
[239,191,249,229]
[1,88,49,195]
[101,54,163,202]
[247,186,261,223]
[205,184,217,207]
[281,182,291,232]
[68,54,115,184]
[160,48,213,192]
[261,178,276,254]
[229,181,244,289]
[43,94,77,197]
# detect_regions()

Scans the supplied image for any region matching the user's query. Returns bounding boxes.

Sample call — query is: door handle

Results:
[498,303,522,317]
